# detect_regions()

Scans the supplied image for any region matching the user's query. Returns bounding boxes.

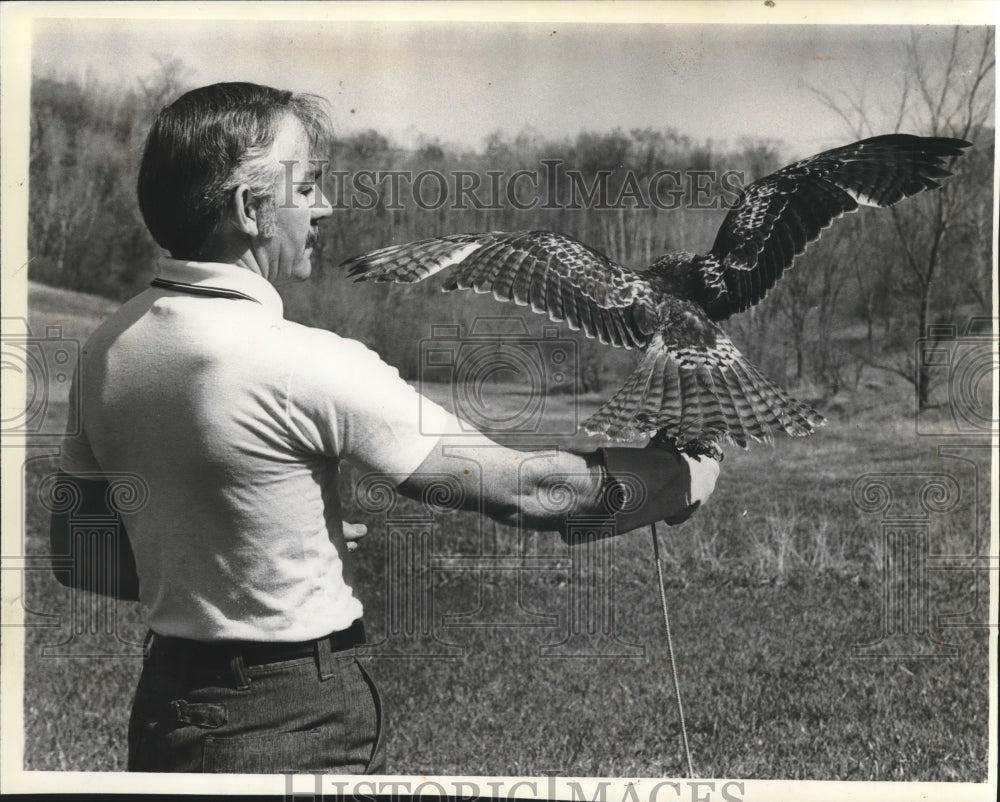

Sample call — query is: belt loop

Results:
[228,650,251,690]
[142,630,155,661]
[315,635,337,681]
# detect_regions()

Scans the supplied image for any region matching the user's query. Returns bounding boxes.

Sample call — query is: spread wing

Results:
[584,296,824,447]
[700,134,972,321]
[343,231,659,349]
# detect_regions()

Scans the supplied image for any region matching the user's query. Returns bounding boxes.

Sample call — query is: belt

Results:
[149,619,366,669]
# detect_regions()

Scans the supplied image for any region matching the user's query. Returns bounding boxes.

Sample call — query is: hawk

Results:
[343,134,971,455]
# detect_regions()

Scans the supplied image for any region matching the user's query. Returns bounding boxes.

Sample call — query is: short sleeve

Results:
[59,368,102,476]
[284,329,450,480]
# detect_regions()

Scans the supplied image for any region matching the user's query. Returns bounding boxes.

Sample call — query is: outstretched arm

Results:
[399,422,720,537]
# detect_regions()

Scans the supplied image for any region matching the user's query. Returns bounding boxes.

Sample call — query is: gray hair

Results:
[138,82,332,259]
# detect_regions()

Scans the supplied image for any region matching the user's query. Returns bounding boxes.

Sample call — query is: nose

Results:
[311,177,334,222]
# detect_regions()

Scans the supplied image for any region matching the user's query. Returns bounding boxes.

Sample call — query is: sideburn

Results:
[256,196,278,239]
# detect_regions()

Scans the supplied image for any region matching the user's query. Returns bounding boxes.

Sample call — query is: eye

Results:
[298,182,316,197]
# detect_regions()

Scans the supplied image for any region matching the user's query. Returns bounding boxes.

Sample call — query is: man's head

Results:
[138,82,333,282]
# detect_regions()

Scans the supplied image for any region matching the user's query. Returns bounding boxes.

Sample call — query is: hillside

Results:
[27,281,121,344]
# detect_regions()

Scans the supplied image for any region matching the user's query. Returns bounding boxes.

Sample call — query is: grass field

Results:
[16,282,993,780]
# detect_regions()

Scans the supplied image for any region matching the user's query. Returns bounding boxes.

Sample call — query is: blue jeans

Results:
[127,630,386,773]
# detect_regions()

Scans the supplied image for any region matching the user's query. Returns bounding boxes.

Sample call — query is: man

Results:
[50,82,719,774]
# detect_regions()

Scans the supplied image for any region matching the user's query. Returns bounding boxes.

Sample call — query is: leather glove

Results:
[602,443,719,531]
[562,439,720,544]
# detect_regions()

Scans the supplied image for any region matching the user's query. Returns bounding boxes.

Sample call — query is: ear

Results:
[229,184,259,237]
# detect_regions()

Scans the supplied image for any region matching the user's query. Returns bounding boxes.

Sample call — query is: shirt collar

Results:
[155,258,285,318]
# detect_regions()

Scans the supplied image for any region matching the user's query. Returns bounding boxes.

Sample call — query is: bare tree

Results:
[891,28,994,408]
[812,27,994,407]
[136,53,193,119]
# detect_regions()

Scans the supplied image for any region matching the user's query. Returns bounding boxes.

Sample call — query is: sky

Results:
[27,8,996,158]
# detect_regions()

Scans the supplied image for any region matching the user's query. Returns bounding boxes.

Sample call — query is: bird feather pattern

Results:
[342,134,970,453]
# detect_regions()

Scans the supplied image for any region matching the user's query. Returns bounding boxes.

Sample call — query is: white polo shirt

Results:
[61,258,449,642]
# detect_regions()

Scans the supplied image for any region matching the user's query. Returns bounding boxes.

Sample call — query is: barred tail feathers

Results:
[583,347,825,447]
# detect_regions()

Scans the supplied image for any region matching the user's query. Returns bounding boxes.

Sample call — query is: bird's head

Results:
[646,252,694,294]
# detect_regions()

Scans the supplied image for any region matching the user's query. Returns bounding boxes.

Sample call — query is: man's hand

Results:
[343,521,368,553]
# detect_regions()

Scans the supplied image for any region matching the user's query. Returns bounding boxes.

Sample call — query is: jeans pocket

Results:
[202,729,325,774]
[355,659,386,774]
